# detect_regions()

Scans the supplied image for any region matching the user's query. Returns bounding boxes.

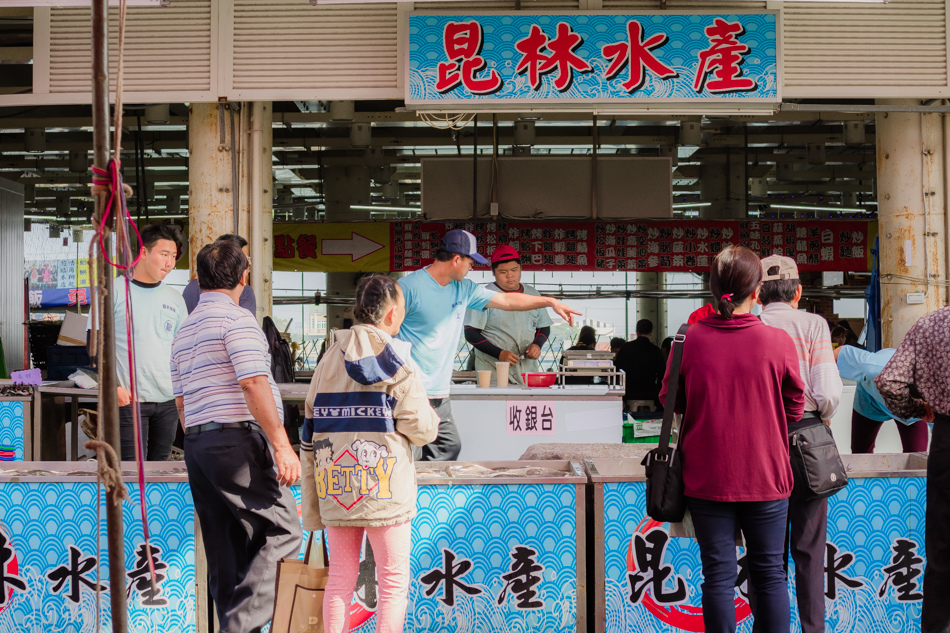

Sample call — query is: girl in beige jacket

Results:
[301,274,439,633]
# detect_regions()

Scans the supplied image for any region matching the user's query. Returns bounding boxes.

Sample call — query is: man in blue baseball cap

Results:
[397,228,580,461]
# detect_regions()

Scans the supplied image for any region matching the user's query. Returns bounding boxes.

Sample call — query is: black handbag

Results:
[641,323,689,523]
[789,422,848,500]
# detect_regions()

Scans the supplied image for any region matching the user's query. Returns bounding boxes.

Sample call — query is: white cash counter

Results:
[280,381,928,463]
[449,384,624,461]
[278,382,625,461]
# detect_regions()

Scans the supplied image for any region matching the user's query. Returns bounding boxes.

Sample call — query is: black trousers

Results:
[752,418,828,633]
[418,397,460,461]
[119,399,179,461]
[783,491,828,633]
[923,418,950,633]
[184,426,302,633]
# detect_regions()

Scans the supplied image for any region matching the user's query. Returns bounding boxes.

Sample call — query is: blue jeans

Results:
[687,496,790,633]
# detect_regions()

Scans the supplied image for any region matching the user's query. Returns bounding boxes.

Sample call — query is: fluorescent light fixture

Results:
[350,204,421,213]
[4,0,168,5]
[672,202,712,209]
[770,204,871,213]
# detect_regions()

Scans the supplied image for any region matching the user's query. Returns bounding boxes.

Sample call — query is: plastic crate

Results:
[45,344,91,381]
[27,321,62,370]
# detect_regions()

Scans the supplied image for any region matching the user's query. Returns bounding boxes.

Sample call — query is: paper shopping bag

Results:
[272,534,328,633]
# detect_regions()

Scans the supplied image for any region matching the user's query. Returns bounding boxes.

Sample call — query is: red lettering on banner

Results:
[274,235,296,259]
[515,25,550,91]
[297,235,318,260]
[693,18,756,94]
[67,288,87,306]
[515,23,592,93]
[602,21,678,93]
[436,21,503,95]
[388,220,871,273]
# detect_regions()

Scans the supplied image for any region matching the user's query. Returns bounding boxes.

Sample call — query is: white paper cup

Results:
[477,370,492,388]
[495,362,510,388]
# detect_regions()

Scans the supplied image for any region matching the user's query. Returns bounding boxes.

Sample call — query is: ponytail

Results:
[354,275,400,326]
[709,246,761,319]
[718,293,736,318]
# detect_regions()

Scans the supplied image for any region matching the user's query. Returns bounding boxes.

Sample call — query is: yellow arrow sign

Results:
[273,223,391,273]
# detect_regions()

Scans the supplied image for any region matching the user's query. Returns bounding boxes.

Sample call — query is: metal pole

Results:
[249,102,264,322]
[260,103,274,319]
[91,1,127,631]
[472,114,477,219]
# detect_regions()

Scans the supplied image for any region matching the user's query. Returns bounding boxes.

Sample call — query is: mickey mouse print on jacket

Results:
[300,324,439,530]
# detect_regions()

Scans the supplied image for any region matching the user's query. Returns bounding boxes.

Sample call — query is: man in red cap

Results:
[464,245,554,386]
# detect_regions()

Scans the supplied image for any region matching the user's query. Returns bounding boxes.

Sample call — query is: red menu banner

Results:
[390,220,874,273]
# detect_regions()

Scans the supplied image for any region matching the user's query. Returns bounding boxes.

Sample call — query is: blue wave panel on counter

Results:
[0,481,196,633]
[601,477,926,633]
[0,402,23,461]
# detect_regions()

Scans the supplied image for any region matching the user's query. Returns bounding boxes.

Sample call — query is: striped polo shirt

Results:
[170,291,283,429]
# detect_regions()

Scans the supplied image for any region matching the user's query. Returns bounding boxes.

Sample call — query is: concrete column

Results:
[876,99,947,346]
[188,103,235,273]
[325,272,361,331]
[324,165,372,329]
[635,272,665,339]
[189,102,274,320]
[700,151,746,219]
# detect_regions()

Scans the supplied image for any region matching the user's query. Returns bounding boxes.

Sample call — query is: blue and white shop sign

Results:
[407,12,779,105]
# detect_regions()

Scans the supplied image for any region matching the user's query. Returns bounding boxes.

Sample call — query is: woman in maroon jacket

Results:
[660,245,805,633]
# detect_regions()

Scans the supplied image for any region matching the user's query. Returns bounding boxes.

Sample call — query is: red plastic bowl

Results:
[522,373,557,388]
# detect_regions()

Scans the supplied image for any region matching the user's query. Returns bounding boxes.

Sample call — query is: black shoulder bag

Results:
[641,323,689,523]
[789,422,848,500]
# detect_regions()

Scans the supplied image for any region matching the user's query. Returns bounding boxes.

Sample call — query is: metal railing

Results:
[294,335,575,373]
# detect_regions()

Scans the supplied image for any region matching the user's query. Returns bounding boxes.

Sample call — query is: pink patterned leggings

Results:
[323,522,412,633]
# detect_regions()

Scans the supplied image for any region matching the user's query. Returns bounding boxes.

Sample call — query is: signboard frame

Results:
[406,11,783,108]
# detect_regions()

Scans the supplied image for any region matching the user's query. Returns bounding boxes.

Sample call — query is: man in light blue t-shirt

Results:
[398,229,579,461]
[113,223,187,461]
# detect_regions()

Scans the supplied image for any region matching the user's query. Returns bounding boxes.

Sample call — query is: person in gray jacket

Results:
[301,274,439,633]
[182,233,257,315]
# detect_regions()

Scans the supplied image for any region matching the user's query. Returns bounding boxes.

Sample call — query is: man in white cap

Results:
[755,254,842,633]
[397,229,579,461]
[464,245,553,386]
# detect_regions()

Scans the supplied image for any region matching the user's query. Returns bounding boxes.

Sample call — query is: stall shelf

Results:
[586,453,928,633]
[33,382,97,461]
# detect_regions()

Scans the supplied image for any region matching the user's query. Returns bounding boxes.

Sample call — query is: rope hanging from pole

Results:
[84,0,161,614]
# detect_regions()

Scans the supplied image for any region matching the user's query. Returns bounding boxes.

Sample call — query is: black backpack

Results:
[262,316,300,445]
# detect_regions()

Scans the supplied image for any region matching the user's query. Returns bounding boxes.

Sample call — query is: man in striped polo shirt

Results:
[756,254,842,633]
[171,239,301,633]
